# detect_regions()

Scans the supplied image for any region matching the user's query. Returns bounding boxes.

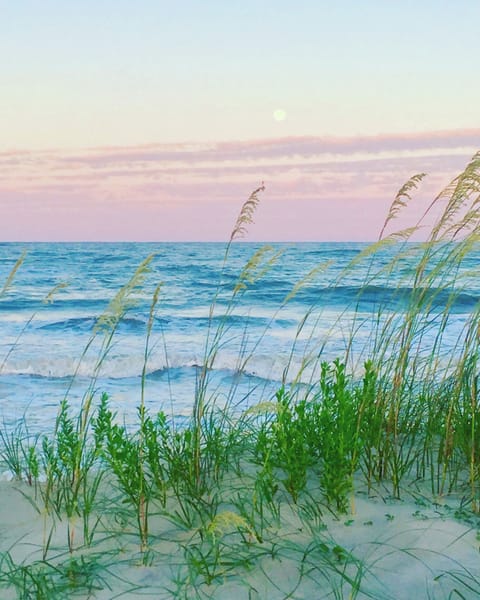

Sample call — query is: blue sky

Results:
[3,1,479,148]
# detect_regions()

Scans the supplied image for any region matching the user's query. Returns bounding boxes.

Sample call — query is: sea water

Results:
[0,242,478,434]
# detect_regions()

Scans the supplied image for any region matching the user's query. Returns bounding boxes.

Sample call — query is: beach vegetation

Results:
[1,154,480,597]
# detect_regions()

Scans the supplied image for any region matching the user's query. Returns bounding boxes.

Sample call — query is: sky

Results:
[1,0,479,241]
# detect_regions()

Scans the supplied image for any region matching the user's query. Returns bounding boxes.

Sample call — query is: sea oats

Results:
[0,250,26,297]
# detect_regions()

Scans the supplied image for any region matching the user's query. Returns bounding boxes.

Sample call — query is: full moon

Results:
[273,109,287,121]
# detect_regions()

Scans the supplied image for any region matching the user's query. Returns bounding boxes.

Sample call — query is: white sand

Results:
[1,478,479,599]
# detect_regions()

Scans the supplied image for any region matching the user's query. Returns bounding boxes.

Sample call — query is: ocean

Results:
[0,242,478,434]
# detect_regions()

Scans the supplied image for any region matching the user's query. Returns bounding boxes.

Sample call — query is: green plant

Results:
[254,387,313,503]
[0,551,111,599]
[313,360,363,512]
[0,418,39,486]
[94,397,153,551]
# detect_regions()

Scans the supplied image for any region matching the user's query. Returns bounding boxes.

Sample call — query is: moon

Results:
[273,109,287,122]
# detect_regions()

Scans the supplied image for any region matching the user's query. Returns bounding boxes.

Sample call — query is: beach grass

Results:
[1,154,480,598]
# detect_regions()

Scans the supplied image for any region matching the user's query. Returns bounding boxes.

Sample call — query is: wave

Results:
[345,285,480,312]
[166,313,295,331]
[92,253,133,264]
[35,312,295,335]
[38,316,97,332]
[303,247,362,259]
[37,315,167,333]
[0,350,298,384]
[249,283,480,312]
[0,297,107,312]
[4,282,478,315]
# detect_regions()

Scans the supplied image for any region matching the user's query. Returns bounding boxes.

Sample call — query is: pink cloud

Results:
[2,128,478,169]
[0,129,478,241]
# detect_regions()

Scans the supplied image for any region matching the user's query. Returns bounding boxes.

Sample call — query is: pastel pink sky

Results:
[2,130,478,241]
[2,2,479,241]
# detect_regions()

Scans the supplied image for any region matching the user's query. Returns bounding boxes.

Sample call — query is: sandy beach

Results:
[1,474,479,599]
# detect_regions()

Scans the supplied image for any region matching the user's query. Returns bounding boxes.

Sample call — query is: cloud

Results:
[2,128,478,170]
[1,129,478,240]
